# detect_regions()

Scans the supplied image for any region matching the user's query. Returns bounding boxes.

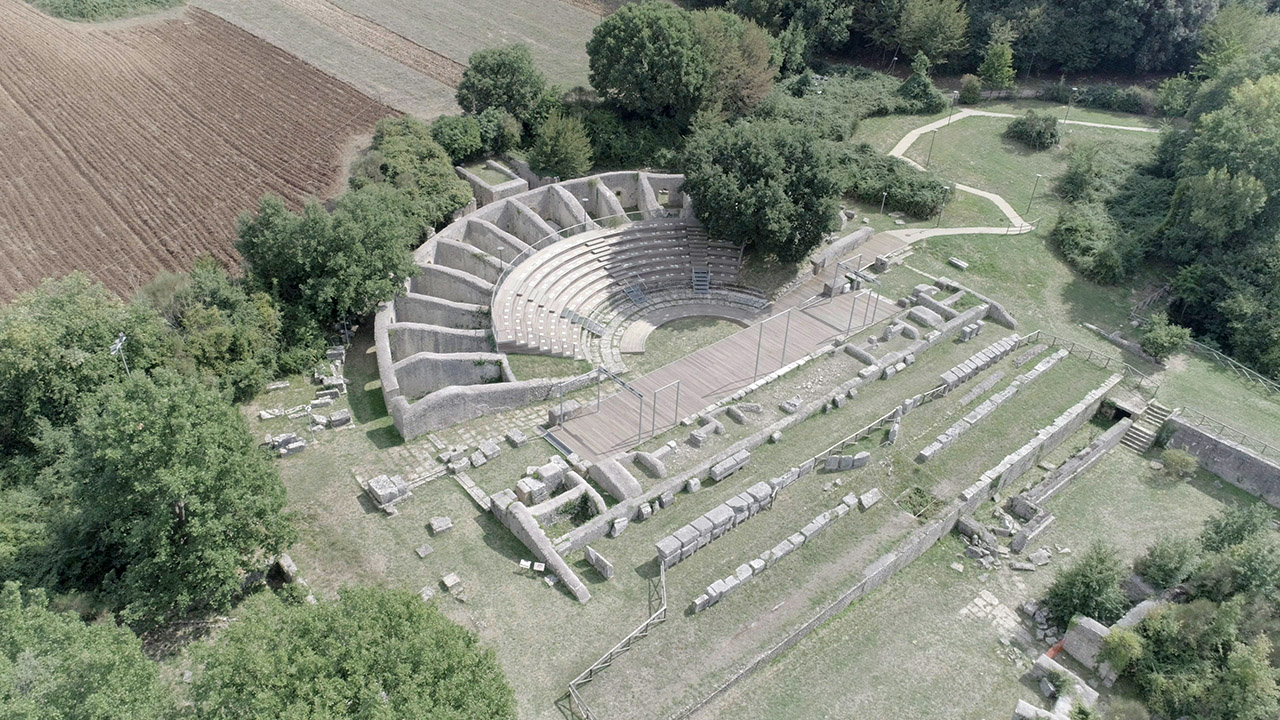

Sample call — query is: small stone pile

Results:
[263,432,306,456]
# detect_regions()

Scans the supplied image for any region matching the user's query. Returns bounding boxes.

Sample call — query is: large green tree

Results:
[1044,541,1129,625]
[50,370,294,625]
[0,274,174,462]
[238,184,418,335]
[189,587,516,719]
[897,0,970,66]
[0,582,171,718]
[692,9,779,117]
[682,120,839,262]
[587,1,709,121]
[349,116,473,235]
[455,45,547,124]
[528,110,593,179]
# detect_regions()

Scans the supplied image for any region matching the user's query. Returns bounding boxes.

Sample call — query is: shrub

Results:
[1050,202,1137,284]
[580,107,682,169]
[1004,110,1060,150]
[1136,536,1200,588]
[455,44,546,124]
[1200,504,1275,554]
[430,114,483,164]
[1045,541,1128,625]
[959,74,982,104]
[476,107,522,155]
[1140,312,1192,360]
[1037,80,1158,116]
[351,116,473,233]
[896,52,948,114]
[832,143,950,218]
[528,110,593,179]
[1160,448,1198,479]
[756,69,914,141]
[1099,626,1144,674]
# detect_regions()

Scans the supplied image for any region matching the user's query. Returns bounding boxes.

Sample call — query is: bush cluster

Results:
[959,74,982,104]
[1038,81,1160,115]
[1004,110,1060,150]
[831,143,951,219]
[1049,202,1136,284]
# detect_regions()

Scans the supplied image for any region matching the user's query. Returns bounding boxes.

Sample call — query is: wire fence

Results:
[1128,285,1280,396]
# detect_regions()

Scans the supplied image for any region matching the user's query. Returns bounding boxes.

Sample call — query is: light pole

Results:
[889,55,899,73]
[1062,86,1079,126]
[109,332,130,376]
[925,129,938,169]
[948,91,959,125]
[1027,173,1043,213]
[879,191,888,215]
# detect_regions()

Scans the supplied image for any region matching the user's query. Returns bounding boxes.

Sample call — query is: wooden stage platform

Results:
[555,236,906,460]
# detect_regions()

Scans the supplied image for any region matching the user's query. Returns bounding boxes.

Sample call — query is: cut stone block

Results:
[429,516,453,535]
[859,488,883,510]
[415,543,434,558]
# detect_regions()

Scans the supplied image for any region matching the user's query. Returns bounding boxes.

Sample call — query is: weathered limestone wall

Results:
[500,200,559,246]
[410,264,493,306]
[432,239,504,284]
[810,227,874,276]
[455,162,527,206]
[393,293,489,329]
[1167,416,1280,508]
[491,497,590,603]
[392,352,506,401]
[389,371,598,440]
[388,323,491,359]
[1027,418,1132,505]
[989,374,1124,492]
[465,219,531,259]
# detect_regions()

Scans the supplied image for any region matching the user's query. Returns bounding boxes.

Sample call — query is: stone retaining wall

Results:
[988,374,1124,493]
[1167,416,1280,508]
[1027,418,1132,506]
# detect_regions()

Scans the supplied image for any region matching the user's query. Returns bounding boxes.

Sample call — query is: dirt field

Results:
[0,1,389,301]
[193,0,600,117]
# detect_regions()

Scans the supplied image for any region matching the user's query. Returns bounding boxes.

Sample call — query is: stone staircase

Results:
[691,266,710,295]
[1120,400,1173,453]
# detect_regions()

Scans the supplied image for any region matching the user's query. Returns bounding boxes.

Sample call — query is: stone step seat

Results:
[491,221,747,358]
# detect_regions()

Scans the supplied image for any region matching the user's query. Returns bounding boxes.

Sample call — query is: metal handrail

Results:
[1177,408,1280,460]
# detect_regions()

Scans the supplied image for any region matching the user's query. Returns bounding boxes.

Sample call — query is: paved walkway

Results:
[886,108,1157,241]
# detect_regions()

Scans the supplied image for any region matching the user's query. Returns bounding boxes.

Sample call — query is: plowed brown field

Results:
[0,1,390,301]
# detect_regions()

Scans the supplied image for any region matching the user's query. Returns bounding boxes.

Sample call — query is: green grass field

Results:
[701,443,1251,720]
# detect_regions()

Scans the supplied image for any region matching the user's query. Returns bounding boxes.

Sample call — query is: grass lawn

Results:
[700,438,1248,720]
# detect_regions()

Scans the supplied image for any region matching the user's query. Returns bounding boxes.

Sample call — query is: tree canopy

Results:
[0,582,171,719]
[237,186,418,337]
[455,45,547,125]
[898,0,970,66]
[0,274,174,462]
[682,120,840,263]
[528,110,593,179]
[189,587,516,719]
[587,1,710,121]
[49,370,294,625]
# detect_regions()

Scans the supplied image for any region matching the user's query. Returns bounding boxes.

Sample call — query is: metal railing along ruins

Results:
[1177,408,1280,461]
[1129,285,1280,396]
[566,565,667,720]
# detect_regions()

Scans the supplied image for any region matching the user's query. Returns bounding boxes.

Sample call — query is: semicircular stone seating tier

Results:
[375,171,763,440]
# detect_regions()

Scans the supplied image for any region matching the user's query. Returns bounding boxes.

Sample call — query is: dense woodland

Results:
[4,0,1280,717]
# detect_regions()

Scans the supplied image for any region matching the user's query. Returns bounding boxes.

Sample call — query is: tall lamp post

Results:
[925,129,939,169]
[109,332,130,376]
[879,191,888,215]
[948,91,960,125]
[1061,86,1079,145]
[1026,173,1043,214]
